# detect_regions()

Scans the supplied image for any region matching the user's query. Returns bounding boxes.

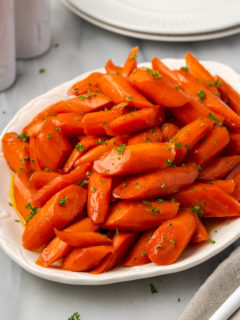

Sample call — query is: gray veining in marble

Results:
[0,1,240,319]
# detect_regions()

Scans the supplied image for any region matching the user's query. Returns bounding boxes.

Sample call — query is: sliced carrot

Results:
[224,132,240,155]
[147,209,197,265]
[113,164,198,200]
[105,59,122,75]
[29,136,42,172]
[175,70,240,130]
[171,101,224,126]
[2,132,30,173]
[30,163,91,208]
[63,136,100,173]
[198,156,240,181]
[62,245,113,272]
[123,229,154,267]
[105,107,165,136]
[191,218,209,243]
[185,52,218,94]
[121,47,138,78]
[91,232,138,274]
[160,122,180,141]
[22,184,87,250]
[186,126,230,165]
[14,171,35,221]
[54,229,112,247]
[82,105,126,136]
[129,67,188,107]
[74,136,126,167]
[87,171,112,223]
[67,72,103,96]
[23,118,45,137]
[128,127,162,145]
[49,112,84,137]
[215,75,240,115]
[36,120,72,171]
[174,183,240,217]
[171,117,214,164]
[103,200,179,232]
[209,179,235,195]
[37,217,99,267]
[98,73,154,108]
[29,171,61,189]
[227,167,240,201]
[152,57,179,84]
[94,142,175,176]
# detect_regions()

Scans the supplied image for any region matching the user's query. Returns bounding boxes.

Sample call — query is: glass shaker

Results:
[14,0,51,59]
[0,0,16,91]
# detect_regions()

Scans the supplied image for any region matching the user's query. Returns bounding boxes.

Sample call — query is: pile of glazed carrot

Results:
[2,47,240,273]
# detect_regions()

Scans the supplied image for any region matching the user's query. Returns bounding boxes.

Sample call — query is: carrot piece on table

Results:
[171,101,224,126]
[151,57,179,84]
[105,107,165,136]
[29,136,42,172]
[82,105,126,136]
[123,229,154,267]
[147,209,197,265]
[128,127,162,145]
[87,171,112,223]
[160,122,180,142]
[37,217,99,267]
[171,117,214,164]
[29,171,61,189]
[186,126,230,166]
[215,75,240,115]
[191,218,209,243]
[224,132,240,155]
[22,184,87,250]
[63,136,100,173]
[113,164,198,200]
[74,136,126,167]
[129,67,188,107]
[91,232,138,274]
[175,69,240,130]
[198,156,240,181]
[209,179,235,195]
[30,163,91,208]
[105,59,123,75]
[93,142,175,176]
[103,200,179,232]
[49,112,84,137]
[62,245,113,272]
[185,51,218,94]
[174,183,240,217]
[2,132,30,173]
[67,72,103,96]
[36,120,72,171]
[98,73,154,108]
[14,171,36,221]
[54,229,112,247]
[121,47,138,78]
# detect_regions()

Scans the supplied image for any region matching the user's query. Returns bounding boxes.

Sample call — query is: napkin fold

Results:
[179,246,240,320]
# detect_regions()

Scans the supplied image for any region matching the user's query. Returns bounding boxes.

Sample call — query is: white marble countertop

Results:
[1,1,240,319]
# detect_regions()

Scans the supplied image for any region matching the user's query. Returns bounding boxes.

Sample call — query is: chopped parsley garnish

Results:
[46,134,52,139]
[175,142,183,149]
[114,144,126,155]
[136,183,141,188]
[208,79,221,87]
[150,284,158,294]
[130,53,137,60]
[191,204,204,216]
[170,239,175,248]
[195,165,202,170]
[209,113,222,126]
[75,144,85,152]
[55,127,61,132]
[9,202,13,207]
[115,227,119,236]
[146,68,162,79]
[25,203,40,224]
[79,91,93,100]
[181,66,189,71]
[44,168,51,172]
[208,239,216,244]
[156,198,164,203]
[197,89,206,103]
[122,183,127,188]
[58,196,68,206]
[156,243,162,249]
[91,187,97,193]
[143,200,152,207]
[174,85,180,90]
[141,250,147,256]
[78,180,89,187]
[17,133,29,142]
[97,139,108,145]
[161,182,166,188]
[166,158,173,167]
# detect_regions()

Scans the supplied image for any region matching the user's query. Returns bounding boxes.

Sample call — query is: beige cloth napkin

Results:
[179,246,240,320]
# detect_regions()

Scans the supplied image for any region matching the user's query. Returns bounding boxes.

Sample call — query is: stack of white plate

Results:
[61,0,240,42]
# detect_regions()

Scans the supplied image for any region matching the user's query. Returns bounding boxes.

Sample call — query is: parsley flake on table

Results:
[39,68,46,74]
[150,283,158,294]
[68,312,80,320]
